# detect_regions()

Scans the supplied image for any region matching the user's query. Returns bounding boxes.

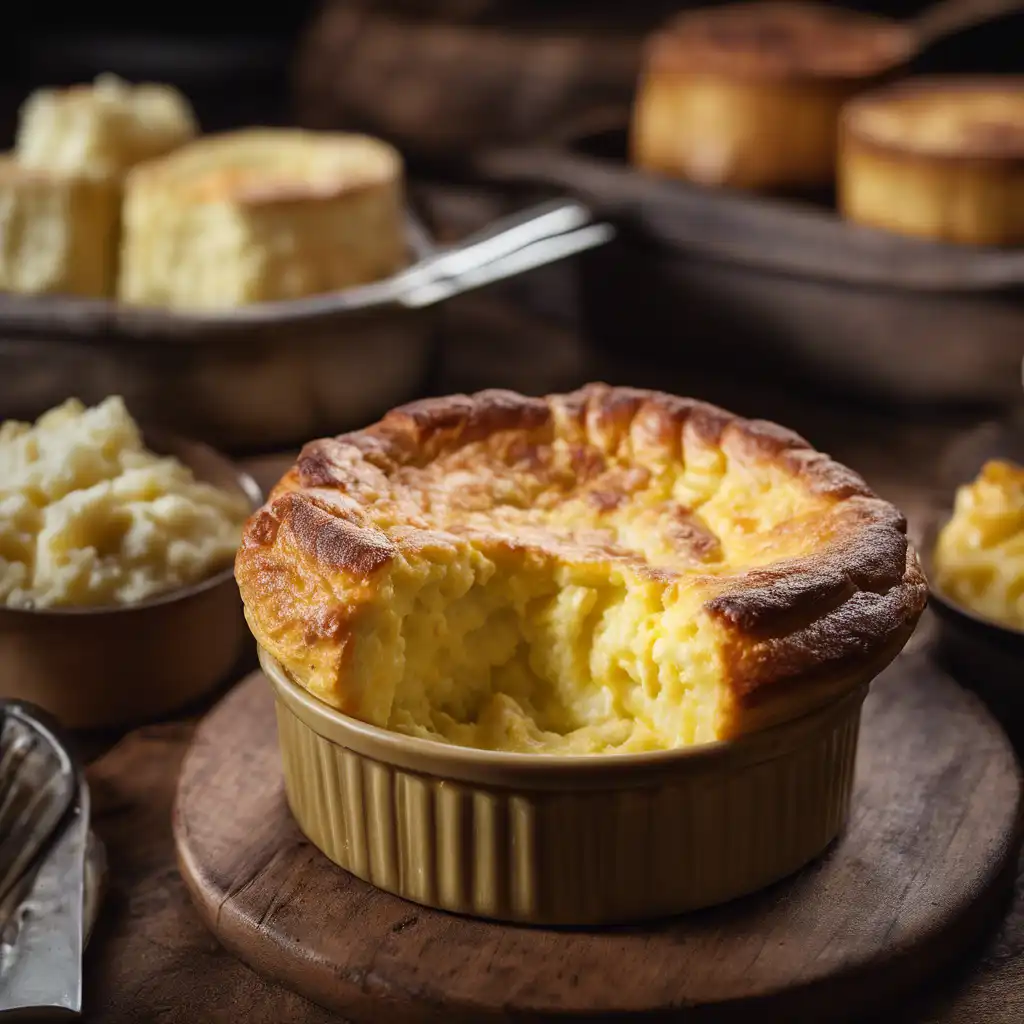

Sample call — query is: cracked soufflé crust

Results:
[236,384,927,744]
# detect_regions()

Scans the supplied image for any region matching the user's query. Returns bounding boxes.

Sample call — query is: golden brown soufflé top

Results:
[647,1,913,81]
[843,77,1024,162]
[236,385,926,754]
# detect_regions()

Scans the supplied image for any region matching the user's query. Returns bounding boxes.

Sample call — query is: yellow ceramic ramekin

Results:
[259,646,881,925]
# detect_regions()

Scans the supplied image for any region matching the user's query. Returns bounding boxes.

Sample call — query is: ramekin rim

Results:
[259,646,872,785]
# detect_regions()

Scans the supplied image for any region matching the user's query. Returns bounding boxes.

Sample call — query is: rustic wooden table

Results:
[76,294,1024,1023]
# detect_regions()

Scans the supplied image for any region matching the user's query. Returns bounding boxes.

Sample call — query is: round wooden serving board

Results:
[175,651,1023,1023]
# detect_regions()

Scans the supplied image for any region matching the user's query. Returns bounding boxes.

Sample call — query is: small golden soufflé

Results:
[840,77,1024,245]
[632,1,912,191]
[237,385,926,755]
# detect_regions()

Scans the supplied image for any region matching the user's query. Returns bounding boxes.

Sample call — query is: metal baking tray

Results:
[478,130,1024,408]
[0,200,612,453]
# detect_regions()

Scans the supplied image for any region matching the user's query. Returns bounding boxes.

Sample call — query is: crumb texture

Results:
[0,159,119,296]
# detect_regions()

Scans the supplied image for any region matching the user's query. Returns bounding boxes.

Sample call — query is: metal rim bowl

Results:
[920,414,1024,737]
[922,510,1024,737]
[0,201,611,453]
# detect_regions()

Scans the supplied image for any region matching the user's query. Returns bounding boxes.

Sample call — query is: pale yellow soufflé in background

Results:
[237,385,926,756]
[117,128,406,310]
[934,459,1024,630]
[0,74,198,298]
[0,397,250,610]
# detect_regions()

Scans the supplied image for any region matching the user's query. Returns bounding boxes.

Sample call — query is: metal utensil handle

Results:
[395,198,597,289]
[399,221,615,309]
[910,0,1024,47]
[96,199,607,330]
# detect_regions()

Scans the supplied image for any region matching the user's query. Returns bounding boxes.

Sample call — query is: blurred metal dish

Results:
[0,201,612,453]
[0,702,106,951]
[0,703,89,1020]
[479,134,1024,407]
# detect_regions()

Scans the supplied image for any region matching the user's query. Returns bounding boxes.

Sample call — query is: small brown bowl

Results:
[922,414,1024,737]
[922,512,1024,740]
[0,433,262,730]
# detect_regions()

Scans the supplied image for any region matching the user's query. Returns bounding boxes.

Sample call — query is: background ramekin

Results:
[259,646,888,925]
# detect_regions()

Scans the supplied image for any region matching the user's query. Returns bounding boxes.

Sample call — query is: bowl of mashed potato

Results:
[0,395,260,727]
[925,453,1024,730]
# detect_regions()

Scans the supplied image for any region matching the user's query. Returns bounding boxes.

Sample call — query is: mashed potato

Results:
[0,397,250,609]
[934,459,1024,630]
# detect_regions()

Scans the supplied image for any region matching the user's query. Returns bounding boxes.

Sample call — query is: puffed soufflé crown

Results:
[237,385,926,753]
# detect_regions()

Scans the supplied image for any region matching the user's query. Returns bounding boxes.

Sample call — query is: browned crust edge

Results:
[124,131,405,210]
[239,384,927,721]
[841,77,1024,169]
[643,2,911,85]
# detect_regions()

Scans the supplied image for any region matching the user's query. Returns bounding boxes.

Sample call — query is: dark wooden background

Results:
[1,1,1022,149]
